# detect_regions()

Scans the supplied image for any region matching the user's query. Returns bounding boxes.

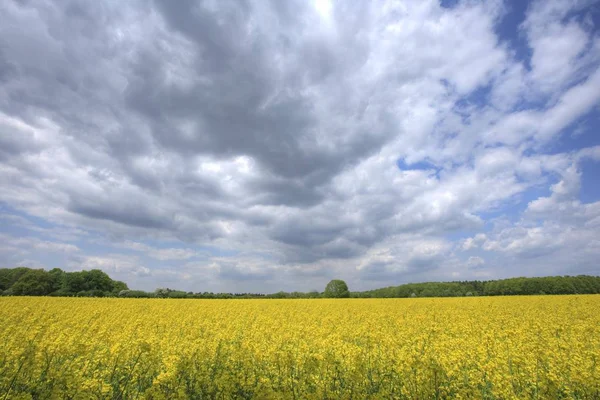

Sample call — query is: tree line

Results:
[0,267,128,297]
[1,267,600,298]
[354,275,600,298]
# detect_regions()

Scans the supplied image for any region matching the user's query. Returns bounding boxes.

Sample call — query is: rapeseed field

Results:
[1,296,599,399]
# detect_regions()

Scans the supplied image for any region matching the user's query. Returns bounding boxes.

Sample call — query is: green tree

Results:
[0,267,32,291]
[155,288,171,298]
[324,279,350,298]
[112,280,129,294]
[48,268,66,293]
[83,269,115,292]
[63,271,86,294]
[11,269,53,296]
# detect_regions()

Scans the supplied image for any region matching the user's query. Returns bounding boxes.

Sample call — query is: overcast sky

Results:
[1,0,600,293]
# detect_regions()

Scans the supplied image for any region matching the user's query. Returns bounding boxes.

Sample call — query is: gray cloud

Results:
[1,0,599,290]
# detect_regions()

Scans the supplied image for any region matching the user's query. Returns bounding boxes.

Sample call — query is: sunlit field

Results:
[1,296,599,399]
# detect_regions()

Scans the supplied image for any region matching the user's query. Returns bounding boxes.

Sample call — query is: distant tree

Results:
[0,267,32,291]
[324,280,350,298]
[112,280,129,294]
[11,269,53,296]
[167,290,189,298]
[63,272,87,294]
[83,269,115,292]
[267,291,286,299]
[48,268,66,293]
[155,288,171,298]
[119,290,155,298]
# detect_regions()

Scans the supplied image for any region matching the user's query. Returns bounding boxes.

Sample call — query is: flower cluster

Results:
[0,296,599,398]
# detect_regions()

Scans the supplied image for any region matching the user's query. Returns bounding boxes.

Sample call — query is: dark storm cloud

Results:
[0,127,40,161]
[358,252,444,281]
[0,49,17,84]
[122,0,391,194]
[68,199,172,230]
[1,0,392,219]
[217,261,273,281]
[125,0,316,172]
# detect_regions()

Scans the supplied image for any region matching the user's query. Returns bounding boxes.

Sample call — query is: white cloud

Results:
[467,256,485,268]
[72,255,151,277]
[147,248,199,261]
[0,234,79,254]
[462,234,487,251]
[120,241,199,260]
[470,154,600,276]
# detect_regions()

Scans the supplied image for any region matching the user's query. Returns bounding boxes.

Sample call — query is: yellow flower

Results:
[0,295,599,399]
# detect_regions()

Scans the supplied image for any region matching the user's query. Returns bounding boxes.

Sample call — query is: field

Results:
[1,296,599,399]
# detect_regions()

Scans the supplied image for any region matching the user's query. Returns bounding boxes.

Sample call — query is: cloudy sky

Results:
[1,0,599,293]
